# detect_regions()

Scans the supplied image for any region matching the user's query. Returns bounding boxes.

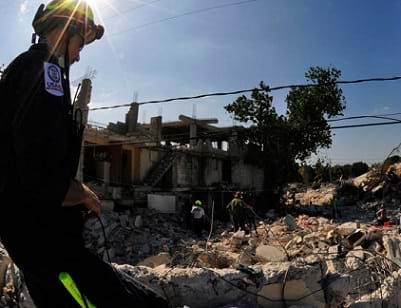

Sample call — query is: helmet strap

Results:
[64,34,72,106]
[31,33,38,44]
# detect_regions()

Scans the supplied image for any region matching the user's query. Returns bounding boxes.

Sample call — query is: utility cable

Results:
[89,75,401,111]
[205,200,215,253]
[108,0,258,37]
[330,120,401,129]
[104,0,162,20]
[97,215,111,263]
[328,113,401,123]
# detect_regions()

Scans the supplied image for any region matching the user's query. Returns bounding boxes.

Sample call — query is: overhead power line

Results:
[329,112,401,122]
[108,0,258,37]
[104,0,162,20]
[89,75,401,111]
[328,115,401,123]
[330,120,401,129]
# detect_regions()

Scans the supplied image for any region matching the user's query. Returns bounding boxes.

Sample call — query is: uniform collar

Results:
[29,42,65,68]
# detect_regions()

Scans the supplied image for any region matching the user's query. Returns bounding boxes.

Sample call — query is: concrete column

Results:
[151,116,162,142]
[126,103,139,133]
[75,79,92,181]
[190,123,197,147]
[228,132,239,156]
[205,139,212,151]
[103,161,111,186]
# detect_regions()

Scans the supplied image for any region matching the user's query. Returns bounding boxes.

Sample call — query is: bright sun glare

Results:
[85,0,98,7]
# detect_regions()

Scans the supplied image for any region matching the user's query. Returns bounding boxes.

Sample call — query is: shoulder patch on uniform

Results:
[44,62,64,96]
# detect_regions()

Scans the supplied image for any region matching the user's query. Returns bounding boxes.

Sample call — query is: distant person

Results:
[182,197,192,229]
[376,204,388,226]
[191,200,205,237]
[331,197,342,219]
[227,192,246,232]
[244,203,258,234]
[243,192,258,233]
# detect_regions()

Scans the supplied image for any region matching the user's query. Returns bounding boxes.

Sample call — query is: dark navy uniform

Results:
[0,44,168,307]
[0,43,83,265]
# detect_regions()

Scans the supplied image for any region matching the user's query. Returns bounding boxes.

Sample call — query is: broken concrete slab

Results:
[256,245,288,263]
[116,264,264,308]
[337,222,360,236]
[137,253,171,268]
[258,263,325,308]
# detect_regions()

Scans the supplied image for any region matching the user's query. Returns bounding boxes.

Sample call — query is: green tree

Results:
[286,67,346,160]
[225,66,346,192]
[298,164,315,186]
[314,159,330,183]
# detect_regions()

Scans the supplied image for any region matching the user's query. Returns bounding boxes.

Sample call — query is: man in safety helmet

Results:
[191,200,205,237]
[0,1,168,307]
[227,192,246,232]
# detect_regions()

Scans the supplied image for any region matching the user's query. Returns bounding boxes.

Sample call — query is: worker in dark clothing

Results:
[227,192,246,232]
[0,1,168,307]
[376,204,388,226]
[183,197,193,230]
[242,192,257,233]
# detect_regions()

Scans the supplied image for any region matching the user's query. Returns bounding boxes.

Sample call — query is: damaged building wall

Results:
[203,158,223,186]
[123,145,139,184]
[84,113,266,190]
[139,149,164,182]
[232,160,264,191]
[175,153,200,187]
[173,154,226,188]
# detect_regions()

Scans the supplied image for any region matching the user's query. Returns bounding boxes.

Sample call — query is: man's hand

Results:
[62,179,101,216]
[82,183,101,216]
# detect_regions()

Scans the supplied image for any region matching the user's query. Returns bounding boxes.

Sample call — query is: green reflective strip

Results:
[58,272,96,308]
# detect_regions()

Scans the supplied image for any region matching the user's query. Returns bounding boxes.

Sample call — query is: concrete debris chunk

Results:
[337,222,360,236]
[134,215,143,228]
[283,214,298,230]
[137,253,171,268]
[258,264,325,308]
[256,245,288,263]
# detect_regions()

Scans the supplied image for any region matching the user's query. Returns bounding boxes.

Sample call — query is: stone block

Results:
[256,245,288,263]
[137,253,172,268]
[258,264,325,308]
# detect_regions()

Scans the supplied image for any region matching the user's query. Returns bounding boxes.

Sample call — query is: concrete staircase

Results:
[144,151,177,187]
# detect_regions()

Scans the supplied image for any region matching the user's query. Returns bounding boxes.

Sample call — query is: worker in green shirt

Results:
[227,192,246,232]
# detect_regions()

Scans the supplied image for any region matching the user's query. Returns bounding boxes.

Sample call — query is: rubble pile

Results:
[83,208,214,265]
[6,162,401,308]
[2,208,401,307]
[353,162,401,199]
[294,184,337,206]
[5,210,401,307]
[78,209,401,307]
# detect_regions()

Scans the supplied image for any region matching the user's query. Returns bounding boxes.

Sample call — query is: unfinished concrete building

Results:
[82,104,263,204]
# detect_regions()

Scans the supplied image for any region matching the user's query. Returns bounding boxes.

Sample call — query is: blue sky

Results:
[2,0,401,165]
